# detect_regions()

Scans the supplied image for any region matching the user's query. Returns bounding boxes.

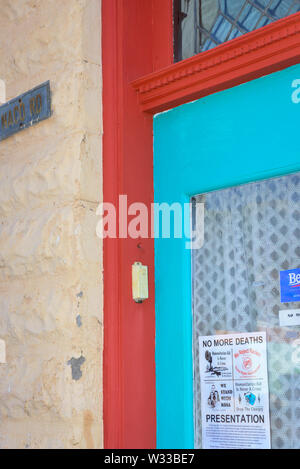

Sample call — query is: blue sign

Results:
[0,81,51,141]
[280,268,300,303]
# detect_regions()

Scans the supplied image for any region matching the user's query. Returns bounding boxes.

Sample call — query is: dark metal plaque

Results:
[0,81,51,141]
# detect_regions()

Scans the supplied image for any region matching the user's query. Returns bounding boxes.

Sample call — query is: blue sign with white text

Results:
[0,81,51,141]
[280,269,300,303]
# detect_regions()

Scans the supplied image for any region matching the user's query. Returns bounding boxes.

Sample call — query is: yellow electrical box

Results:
[132,262,149,303]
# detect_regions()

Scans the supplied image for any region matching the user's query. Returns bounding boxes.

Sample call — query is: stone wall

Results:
[0,0,103,448]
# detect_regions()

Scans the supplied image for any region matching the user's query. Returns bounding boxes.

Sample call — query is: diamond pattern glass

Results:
[192,172,300,448]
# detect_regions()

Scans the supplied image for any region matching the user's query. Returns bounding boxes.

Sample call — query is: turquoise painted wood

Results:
[153,64,300,449]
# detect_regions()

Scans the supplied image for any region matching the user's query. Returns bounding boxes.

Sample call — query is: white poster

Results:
[199,332,271,449]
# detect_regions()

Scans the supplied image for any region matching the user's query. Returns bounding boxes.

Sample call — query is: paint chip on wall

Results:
[67,355,86,380]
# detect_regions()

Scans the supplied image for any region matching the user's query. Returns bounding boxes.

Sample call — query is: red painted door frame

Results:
[102,0,173,449]
[103,0,300,449]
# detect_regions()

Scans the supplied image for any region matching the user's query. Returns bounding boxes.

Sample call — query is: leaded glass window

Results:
[174,0,300,61]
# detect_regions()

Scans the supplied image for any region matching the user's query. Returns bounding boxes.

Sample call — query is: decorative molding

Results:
[133,12,300,113]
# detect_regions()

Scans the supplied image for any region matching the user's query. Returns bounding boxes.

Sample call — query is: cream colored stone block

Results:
[0,134,82,216]
[80,62,102,135]
[0,272,102,428]
[0,1,84,83]
[83,0,102,65]
[0,200,102,277]
[0,130,101,209]
[79,133,102,203]
[0,206,74,278]
[74,202,101,265]
[0,0,103,449]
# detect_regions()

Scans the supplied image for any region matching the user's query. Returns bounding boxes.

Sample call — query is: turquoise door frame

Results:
[153,64,300,449]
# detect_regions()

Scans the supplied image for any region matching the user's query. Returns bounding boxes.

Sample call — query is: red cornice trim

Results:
[133,12,300,113]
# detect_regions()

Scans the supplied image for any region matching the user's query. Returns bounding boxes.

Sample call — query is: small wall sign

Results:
[279,309,300,327]
[0,81,51,141]
[280,268,300,303]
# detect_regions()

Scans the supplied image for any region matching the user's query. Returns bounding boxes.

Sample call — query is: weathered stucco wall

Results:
[0,0,102,448]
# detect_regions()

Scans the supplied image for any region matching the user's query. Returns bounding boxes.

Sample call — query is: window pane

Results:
[175,0,300,61]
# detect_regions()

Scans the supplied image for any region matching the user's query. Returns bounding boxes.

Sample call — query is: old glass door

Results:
[154,64,300,448]
[192,174,300,448]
